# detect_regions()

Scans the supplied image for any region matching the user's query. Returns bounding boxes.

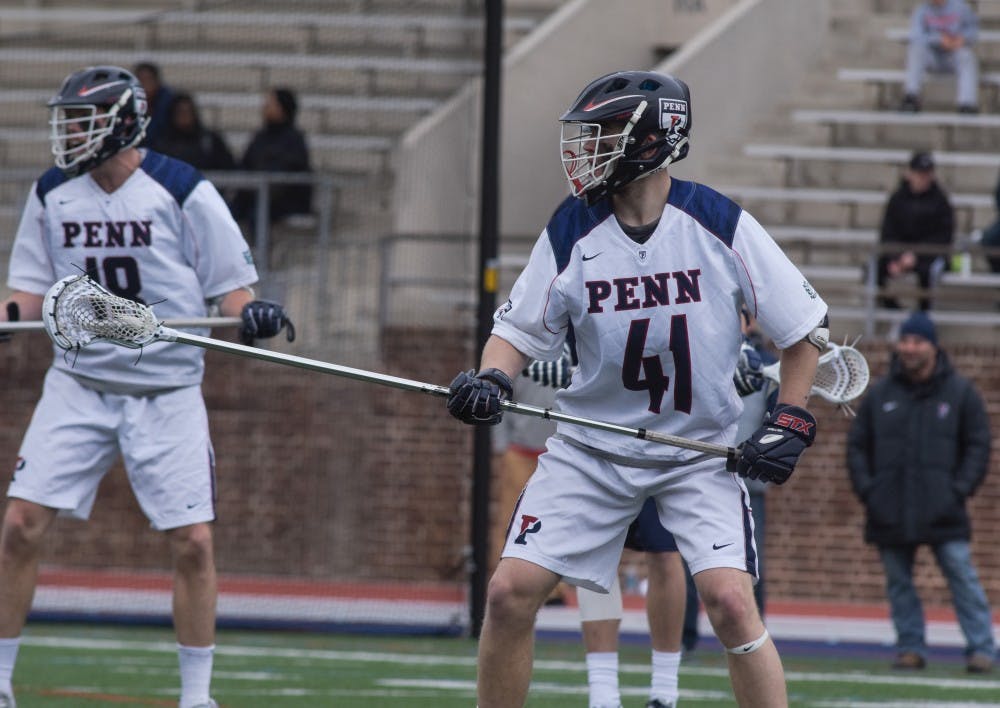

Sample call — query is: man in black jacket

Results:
[847,311,994,673]
[876,152,954,310]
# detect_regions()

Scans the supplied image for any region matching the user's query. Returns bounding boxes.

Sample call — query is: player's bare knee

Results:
[167,523,215,571]
[485,572,551,625]
[0,502,54,557]
[700,582,759,642]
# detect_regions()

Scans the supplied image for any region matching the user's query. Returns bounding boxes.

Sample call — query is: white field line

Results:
[380,678,731,700]
[20,635,1000,692]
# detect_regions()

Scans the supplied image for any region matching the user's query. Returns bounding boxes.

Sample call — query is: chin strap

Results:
[726,629,770,655]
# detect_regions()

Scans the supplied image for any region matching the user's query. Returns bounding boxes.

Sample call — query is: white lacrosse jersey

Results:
[493,178,828,462]
[8,149,258,392]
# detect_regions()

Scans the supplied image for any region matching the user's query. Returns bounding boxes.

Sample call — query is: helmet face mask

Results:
[47,66,150,176]
[560,119,638,200]
[559,71,691,204]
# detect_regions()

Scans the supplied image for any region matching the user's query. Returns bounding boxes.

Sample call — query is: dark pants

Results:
[877,254,942,311]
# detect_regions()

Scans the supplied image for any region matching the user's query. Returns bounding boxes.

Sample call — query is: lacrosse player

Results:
[0,65,294,708]
[447,70,828,707]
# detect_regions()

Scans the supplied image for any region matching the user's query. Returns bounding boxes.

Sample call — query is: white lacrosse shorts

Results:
[10,368,216,530]
[501,436,757,593]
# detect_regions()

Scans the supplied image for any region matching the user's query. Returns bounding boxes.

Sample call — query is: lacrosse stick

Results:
[761,338,870,415]
[40,274,740,466]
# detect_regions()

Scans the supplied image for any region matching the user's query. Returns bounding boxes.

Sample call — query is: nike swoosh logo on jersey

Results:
[582,252,603,261]
[712,542,734,550]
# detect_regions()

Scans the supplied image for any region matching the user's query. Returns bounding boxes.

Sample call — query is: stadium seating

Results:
[717,0,1000,335]
[0,1,564,279]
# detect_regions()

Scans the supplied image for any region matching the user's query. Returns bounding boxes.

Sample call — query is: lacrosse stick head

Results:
[811,342,870,408]
[758,339,871,415]
[42,274,160,350]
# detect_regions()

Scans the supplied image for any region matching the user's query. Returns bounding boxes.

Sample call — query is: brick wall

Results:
[2,334,999,608]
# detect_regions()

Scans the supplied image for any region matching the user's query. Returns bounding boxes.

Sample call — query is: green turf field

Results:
[10,624,1000,706]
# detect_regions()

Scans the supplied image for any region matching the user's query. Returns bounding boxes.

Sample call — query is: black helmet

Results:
[559,70,691,204]
[47,65,150,176]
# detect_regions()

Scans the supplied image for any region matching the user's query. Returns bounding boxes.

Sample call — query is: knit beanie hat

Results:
[899,310,937,346]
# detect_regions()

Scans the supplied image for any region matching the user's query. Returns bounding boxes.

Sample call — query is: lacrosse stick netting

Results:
[761,340,870,408]
[43,274,160,350]
[39,274,738,462]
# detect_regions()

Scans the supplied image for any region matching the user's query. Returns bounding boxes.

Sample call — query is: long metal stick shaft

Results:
[163,329,738,463]
[0,317,242,332]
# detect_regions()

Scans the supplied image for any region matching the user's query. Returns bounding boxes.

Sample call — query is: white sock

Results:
[585,651,620,708]
[650,649,681,703]
[0,637,20,694]
[178,643,214,708]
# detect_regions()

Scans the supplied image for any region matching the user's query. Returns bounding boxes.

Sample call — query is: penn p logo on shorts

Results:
[513,514,542,545]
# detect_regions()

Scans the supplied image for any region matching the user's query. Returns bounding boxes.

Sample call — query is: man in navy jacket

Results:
[847,311,994,673]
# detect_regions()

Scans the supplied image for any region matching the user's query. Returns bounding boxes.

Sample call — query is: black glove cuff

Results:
[477,367,514,398]
[769,404,817,446]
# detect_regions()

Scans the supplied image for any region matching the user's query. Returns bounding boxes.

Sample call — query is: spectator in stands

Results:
[875,151,954,311]
[899,0,980,114]
[152,92,236,173]
[979,168,1000,273]
[847,311,995,674]
[134,61,176,145]
[232,87,313,225]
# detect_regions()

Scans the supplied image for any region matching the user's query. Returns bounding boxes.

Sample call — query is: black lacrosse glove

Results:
[0,302,19,343]
[447,368,514,425]
[240,300,296,345]
[737,404,817,485]
[733,341,765,397]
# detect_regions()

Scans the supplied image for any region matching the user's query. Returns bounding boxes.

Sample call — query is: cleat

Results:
[0,690,15,708]
[967,654,993,674]
[891,651,926,670]
[647,700,676,708]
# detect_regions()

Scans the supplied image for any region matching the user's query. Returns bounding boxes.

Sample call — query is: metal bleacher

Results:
[732,0,1000,339]
[0,0,561,236]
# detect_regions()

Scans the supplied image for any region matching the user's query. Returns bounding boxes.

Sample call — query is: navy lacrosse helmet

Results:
[559,70,692,204]
[47,65,150,176]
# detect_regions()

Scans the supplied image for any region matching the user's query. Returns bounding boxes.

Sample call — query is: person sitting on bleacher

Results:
[899,0,980,114]
[153,92,236,173]
[980,166,1000,273]
[876,151,954,311]
[231,87,313,227]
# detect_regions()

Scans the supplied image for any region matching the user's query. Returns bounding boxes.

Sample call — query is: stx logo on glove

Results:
[774,411,814,435]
